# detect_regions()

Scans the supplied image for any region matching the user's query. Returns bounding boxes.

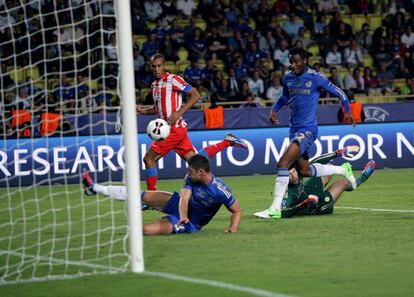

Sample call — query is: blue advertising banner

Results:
[1,122,413,186]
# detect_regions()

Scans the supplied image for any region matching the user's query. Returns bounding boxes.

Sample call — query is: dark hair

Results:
[150,53,165,63]
[289,47,308,59]
[187,154,211,173]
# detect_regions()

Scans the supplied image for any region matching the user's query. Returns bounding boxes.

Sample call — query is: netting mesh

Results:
[0,0,131,284]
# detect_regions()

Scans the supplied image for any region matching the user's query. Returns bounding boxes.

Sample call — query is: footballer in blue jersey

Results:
[83,154,242,235]
[255,48,357,220]
[150,154,241,235]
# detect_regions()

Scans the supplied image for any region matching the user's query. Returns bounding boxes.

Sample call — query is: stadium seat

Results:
[195,19,207,31]
[26,66,40,80]
[319,67,329,76]
[355,96,371,104]
[34,79,46,90]
[140,88,151,100]
[213,59,225,72]
[66,77,75,85]
[363,55,374,68]
[165,61,177,73]
[352,15,367,31]
[146,21,156,30]
[368,14,383,29]
[177,61,190,73]
[338,4,350,14]
[177,19,189,28]
[262,59,273,70]
[4,91,14,102]
[325,14,333,24]
[48,78,59,90]
[134,35,146,49]
[248,18,256,30]
[393,78,406,90]
[338,68,349,80]
[276,15,287,24]
[86,79,98,90]
[342,15,351,26]
[386,96,398,103]
[308,56,321,65]
[8,67,26,83]
[177,48,188,62]
[198,59,206,68]
[308,44,320,57]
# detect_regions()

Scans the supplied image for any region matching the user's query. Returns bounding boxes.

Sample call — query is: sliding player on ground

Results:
[280,150,376,218]
[82,154,241,235]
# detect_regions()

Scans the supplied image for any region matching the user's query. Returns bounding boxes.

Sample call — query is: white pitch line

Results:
[0,251,296,297]
[144,271,295,297]
[0,249,113,271]
[336,206,414,213]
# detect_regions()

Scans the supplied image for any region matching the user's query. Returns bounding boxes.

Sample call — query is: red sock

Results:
[146,176,158,191]
[202,140,231,157]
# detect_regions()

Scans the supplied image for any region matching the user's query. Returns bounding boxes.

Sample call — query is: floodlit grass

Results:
[0,169,413,297]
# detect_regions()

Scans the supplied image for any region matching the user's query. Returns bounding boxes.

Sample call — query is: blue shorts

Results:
[162,192,201,234]
[289,130,316,158]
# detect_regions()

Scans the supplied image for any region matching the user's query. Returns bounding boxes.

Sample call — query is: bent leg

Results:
[144,218,173,235]
[269,142,301,212]
[143,190,173,212]
[327,179,349,202]
[182,150,196,161]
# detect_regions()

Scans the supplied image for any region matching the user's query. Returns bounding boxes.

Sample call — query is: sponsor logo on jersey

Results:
[289,88,311,95]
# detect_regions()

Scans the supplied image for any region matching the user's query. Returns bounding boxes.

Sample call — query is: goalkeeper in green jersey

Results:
[280,146,376,218]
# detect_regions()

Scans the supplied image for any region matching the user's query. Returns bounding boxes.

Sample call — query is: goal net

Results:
[0,0,141,284]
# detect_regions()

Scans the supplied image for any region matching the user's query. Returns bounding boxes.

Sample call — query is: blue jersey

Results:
[183,175,236,227]
[273,68,350,136]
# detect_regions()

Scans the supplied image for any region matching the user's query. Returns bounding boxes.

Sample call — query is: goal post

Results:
[115,0,144,273]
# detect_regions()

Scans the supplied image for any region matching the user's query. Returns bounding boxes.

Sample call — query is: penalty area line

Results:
[336,206,414,213]
[144,271,296,297]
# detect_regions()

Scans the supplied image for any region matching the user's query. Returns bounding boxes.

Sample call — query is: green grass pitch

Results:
[0,168,413,297]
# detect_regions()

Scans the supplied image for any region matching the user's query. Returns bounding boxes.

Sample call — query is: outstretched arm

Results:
[225,200,242,233]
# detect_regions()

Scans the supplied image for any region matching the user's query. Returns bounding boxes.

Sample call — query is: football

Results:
[146,118,171,141]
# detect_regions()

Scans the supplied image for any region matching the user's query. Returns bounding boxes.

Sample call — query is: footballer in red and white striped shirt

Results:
[136,54,247,191]
[151,72,191,128]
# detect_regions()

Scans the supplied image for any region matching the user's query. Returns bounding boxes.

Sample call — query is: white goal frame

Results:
[115,0,144,273]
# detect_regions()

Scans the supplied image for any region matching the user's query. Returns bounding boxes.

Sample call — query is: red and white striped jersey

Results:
[151,72,192,128]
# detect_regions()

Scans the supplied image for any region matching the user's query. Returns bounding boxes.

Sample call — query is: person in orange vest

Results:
[338,98,365,123]
[8,102,32,138]
[204,99,224,129]
[37,105,65,137]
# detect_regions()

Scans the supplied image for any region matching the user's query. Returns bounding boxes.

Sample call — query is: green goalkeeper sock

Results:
[345,174,367,191]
